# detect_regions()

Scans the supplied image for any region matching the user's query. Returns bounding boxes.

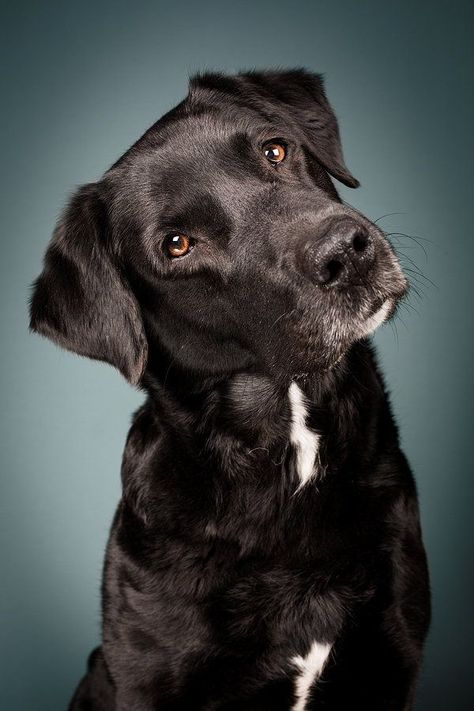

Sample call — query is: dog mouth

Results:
[314,298,394,375]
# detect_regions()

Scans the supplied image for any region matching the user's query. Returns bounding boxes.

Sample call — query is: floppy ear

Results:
[29,183,147,384]
[243,69,360,188]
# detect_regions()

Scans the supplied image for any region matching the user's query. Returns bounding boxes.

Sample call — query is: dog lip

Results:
[367,295,396,318]
[363,299,393,335]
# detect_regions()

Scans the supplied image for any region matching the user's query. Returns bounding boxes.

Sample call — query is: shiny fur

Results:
[30,70,430,710]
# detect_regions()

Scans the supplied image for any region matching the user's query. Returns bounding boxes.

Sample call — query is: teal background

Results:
[1,0,472,708]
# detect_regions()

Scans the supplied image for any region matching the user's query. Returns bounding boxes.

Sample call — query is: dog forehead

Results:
[158,114,249,171]
[146,110,280,176]
[108,110,284,220]
[112,79,293,177]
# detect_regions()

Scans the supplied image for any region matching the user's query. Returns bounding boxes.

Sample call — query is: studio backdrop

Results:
[1,1,472,709]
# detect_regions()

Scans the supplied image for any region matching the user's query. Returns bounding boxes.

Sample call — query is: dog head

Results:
[30,70,407,387]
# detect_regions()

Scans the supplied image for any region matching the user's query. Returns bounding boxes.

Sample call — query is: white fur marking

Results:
[288,383,320,487]
[291,641,332,711]
[363,299,392,335]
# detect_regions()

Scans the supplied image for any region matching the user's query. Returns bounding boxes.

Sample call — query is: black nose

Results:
[309,220,375,287]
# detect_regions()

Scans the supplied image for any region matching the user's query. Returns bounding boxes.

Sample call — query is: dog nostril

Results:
[317,258,344,285]
[352,230,369,253]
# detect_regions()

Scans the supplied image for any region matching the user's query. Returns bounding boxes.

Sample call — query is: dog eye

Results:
[263,141,287,164]
[163,233,194,258]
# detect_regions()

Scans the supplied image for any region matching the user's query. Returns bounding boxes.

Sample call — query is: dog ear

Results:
[29,183,148,384]
[243,69,359,188]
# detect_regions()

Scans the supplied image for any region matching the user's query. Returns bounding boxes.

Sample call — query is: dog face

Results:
[30,70,407,387]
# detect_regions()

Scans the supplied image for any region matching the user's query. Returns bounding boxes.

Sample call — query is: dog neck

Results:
[138,340,383,488]
[119,340,390,545]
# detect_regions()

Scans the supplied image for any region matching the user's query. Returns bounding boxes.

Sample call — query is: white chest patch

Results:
[288,382,320,487]
[291,641,332,711]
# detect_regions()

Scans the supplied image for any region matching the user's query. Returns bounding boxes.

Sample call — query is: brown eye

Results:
[263,141,287,164]
[163,233,193,258]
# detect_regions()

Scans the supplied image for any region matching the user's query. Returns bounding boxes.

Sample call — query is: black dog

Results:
[30,70,430,710]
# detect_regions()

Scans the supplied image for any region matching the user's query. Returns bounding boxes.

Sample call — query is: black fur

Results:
[30,69,430,710]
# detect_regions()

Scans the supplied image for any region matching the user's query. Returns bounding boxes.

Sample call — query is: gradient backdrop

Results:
[1,1,472,708]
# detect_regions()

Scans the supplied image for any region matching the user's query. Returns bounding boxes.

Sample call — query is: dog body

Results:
[30,70,430,710]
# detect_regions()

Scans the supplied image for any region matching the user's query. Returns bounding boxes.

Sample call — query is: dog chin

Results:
[319,298,396,374]
[290,289,401,379]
